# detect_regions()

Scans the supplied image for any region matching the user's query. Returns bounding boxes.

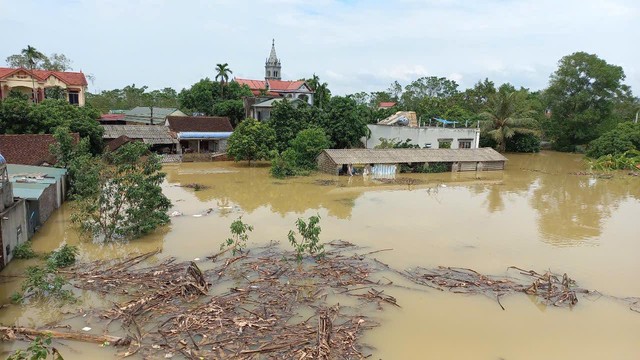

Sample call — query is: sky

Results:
[1,0,638,96]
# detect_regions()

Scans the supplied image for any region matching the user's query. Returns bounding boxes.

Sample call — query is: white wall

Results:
[365,125,480,149]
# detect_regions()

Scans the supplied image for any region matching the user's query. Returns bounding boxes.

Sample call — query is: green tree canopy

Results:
[289,127,331,170]
[545,51,633,151]
[319,96,368,148]
[481,90,538,152]
[267,100,312,152]
[227,118,276,164]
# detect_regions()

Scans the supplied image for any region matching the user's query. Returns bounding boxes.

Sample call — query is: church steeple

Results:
[265,39,281,81]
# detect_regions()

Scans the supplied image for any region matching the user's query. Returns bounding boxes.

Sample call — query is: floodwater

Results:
[1,151,639,359]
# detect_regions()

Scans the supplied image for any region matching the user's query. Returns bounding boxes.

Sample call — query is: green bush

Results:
[288,215,324,262]
[417,163,449,173]
[221,216,253,255]
[505,132,541,153]
[13,242,37,259]
[587,122,640,158]
[46,244,79,268]
[270,148,299,178]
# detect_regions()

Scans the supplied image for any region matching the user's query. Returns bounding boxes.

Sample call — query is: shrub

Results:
[46,244,79,268]
[505,132,541,153]
[270,149,299,179]
[587,122,640,158]
[221,216,253,255]
[13,242,37,259]
[288,215,324,262]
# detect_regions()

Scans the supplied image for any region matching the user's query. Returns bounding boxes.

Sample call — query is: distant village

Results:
[7,40,614,270]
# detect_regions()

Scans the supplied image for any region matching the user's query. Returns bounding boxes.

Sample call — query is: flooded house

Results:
[317,148,507,175]
[165,116,233,155]
[101,125,178,153]
[8,165,68,238]
[365,111,481,149]
[0,155,28,269]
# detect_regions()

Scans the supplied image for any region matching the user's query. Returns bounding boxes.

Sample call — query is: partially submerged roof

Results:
[319,148,508,165]
[166,116,233,133]
[0,133,79,166]
[101,125,177,145]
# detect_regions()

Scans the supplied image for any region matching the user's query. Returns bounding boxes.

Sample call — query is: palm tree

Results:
[21,45,46,103]
[481,91,537,152]
[215,63,233,98]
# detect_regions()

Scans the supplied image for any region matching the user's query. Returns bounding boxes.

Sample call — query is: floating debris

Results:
[180,183,211,191]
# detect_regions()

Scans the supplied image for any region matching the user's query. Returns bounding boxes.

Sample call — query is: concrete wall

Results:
[0,199,28,268]
[38,184,57,226]
[365,125,480,149]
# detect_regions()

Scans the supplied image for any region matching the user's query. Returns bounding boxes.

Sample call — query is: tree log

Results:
[0,326,131,346]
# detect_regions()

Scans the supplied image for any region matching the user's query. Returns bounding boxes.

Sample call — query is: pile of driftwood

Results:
[403,265,640,312]
[4,242,400,359]
[3,242,639,358]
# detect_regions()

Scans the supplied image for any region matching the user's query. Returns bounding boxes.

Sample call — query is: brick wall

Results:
[317,153,339,175]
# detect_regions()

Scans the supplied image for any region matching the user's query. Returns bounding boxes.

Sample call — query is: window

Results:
[68,91,79,105]
[459,139,472,149]
[267,71,271,77]
[274,71,278,77]
[438,139,452,149]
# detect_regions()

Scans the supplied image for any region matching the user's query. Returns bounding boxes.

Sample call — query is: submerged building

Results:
[0,154,28,269]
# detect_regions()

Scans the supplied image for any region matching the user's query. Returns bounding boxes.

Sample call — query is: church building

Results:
[235,40,314,109]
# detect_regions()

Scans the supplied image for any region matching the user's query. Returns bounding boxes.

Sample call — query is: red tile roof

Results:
[166,116,233,132]
[378,102,397,108]
[234,78,312,93]
[0,133,80,166]
[234,78,267,90]
[0,67,88,86]
[268,80,308,92]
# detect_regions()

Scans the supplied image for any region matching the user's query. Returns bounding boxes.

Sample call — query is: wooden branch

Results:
[0,326,131,346]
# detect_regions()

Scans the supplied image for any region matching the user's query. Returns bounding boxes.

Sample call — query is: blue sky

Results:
[1,0,638,96]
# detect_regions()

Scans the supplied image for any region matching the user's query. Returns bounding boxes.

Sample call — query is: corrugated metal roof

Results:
[7,164,67,181]
[12,182,50,200]
[102,125,177,144]
[123,107,186,124]
[319,148,508,165]
[178,132,232,139]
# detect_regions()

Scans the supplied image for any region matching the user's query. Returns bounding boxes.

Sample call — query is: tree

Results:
[27,99,103,154]
[586,122,640,158]
[42,53,73,71]
[71,142,171,242]
[213,99,245,127]
[306,74,331,109]
[268,99,311,152]
[462,78,496,114]
[215,63,233,98]
[319,96,369,148]
[545,52,632,151]
[21,45,46,103]
[178,78,218,115]
[289,127,331,170]
[481,90,538,152]
[227,118,276,165]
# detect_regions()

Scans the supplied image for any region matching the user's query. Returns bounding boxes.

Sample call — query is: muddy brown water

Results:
[1,151,639,359]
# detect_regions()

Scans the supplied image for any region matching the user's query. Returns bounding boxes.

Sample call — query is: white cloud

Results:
[1,0,638,95]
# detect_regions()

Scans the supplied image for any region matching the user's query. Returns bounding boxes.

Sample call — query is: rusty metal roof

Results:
[319,148,508,165]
